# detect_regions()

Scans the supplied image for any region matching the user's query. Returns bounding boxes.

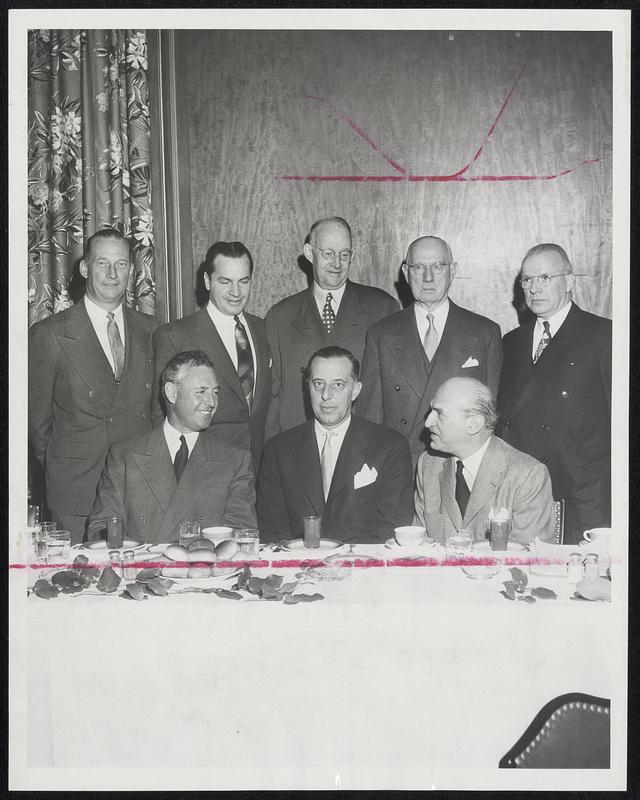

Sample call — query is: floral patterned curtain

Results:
[28,29,156,325]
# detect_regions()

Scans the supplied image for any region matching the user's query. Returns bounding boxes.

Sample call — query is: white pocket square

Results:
[354,463,378,490]
[462,356,479,368]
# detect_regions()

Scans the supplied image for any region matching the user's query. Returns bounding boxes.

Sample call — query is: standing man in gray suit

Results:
[28,229,157,543]
[265,216,398,437]
[153,241,272,469]
[359,235,502,465]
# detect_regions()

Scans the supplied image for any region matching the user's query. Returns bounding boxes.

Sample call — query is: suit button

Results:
[400,418,407,425]
[145,382,152,389]
[541,424,550,431]
[88,390,94,398]
[394,385,400,391]
[503,421,511,430]
[106,416,113,423]
[141,413,147,419]
[561,390,568,399]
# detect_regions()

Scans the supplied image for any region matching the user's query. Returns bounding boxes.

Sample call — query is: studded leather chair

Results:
[499,693,610,768]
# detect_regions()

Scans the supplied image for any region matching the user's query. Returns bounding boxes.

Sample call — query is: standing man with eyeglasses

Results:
[153,241,272,470]
[497,243,611,543]
[264,217,398,436]
[359,235,502,466]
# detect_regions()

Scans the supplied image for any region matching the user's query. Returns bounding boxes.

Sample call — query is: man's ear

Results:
[164,381,177,405]
[79,259,88,279]
[203,272,211,292]
[303,242,314,263]
[466,413,483,435]
[449,261,458,280]
[401,263,409,284]
[351,380,363,403]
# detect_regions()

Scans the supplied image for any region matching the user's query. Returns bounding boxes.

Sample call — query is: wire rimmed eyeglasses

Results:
[309,245,353,263]
[519,272,570,290]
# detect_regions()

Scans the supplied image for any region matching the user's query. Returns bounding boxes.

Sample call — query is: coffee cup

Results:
[583,527,611,544]
[394,525,426,547]
[202,526,234,544]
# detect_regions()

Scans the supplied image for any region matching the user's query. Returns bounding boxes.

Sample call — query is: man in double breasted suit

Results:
[414,377,555,545]
[257,346,414,544]
[497,243,611,543]
[359,236,502,466]
[153,241,272,469]
[264,217,398,437]
[28,229,157,543]
[88,350,256,544]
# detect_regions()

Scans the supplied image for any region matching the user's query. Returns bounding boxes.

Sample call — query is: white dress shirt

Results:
[313,281,347,320]
[163,418,199,461]
[457,435,492,491]
[531,301,572,360]
[314,414,352,490]
[206,301,257,396]
[414,298,450,345]
[84,295,125,374]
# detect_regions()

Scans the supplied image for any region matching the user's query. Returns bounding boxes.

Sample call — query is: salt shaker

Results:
[108,550,123,578]
[567,552,584,584]
[122,549,137,581]
[584,553,599,579]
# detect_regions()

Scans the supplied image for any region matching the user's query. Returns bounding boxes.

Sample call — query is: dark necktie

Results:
[322,293,336,334]
[106,312,125,382]
[234,315,254,410]
[455,459,470,518]
[533,320,552,364]
[173,435,189,482]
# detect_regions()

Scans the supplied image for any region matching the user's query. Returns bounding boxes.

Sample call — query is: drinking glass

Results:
[46,530,71,563]
[233,528,260,555]
[490,518,510,551]
[445,529,473,558]
[179,520,201,548]
[303,515,322,548]
[106,516,124,548]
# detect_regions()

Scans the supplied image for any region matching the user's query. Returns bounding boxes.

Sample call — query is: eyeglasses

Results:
[519,272,570,290]
[404,262,451,276]
[309,245,353,263]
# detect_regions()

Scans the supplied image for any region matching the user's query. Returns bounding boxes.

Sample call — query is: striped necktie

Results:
[234,315,254,409]
[106,312,125,382]
[533,321,552,364]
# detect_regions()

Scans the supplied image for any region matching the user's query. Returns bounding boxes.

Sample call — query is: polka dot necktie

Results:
[322,293,336,334]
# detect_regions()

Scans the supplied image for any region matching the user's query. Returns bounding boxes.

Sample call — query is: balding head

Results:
[425,377,496,458]
[520,243,574,320]
[303,216,353,291]
[402,235,457,311]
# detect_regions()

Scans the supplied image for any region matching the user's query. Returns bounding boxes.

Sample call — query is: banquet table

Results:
[14,540,625,791]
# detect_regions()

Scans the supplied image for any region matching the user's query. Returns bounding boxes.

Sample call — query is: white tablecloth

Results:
[13,543,625,790]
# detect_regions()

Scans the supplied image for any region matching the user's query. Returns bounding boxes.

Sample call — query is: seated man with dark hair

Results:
[87,350,256,544]
[257,345,414,544]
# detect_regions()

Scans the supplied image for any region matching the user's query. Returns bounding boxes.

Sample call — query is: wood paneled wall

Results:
[175,30,611,333]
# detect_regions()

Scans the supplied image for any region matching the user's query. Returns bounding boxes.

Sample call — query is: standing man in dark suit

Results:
[265,217,398,436]
[153,241,272,469]
[359,235,502,466]
[88,350,256,544]
[28,229,157,544]
[497,243,611,543]
[257,346,414,544]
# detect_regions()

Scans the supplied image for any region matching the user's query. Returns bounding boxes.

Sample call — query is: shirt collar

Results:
[163,418,200,454]
[84,294,124,323]
[413,297,449,326]
[535,300,572,337]
[207,300,245,327]
[313,281,347,306]
[314,413,352,440]
[459,435,492,481]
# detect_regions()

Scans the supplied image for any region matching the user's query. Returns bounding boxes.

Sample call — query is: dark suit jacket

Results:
[358,301,502,464]
[87,425,257,544]
[496,303,611,543]
[264,280,398,437]
[152,308,272,468]
[257,414,414,544]
[28,300,157,535]
[414,436,555,545]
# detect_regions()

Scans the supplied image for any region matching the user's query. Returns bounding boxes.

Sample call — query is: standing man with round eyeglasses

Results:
[359,235,502,466]
[497,243,611,543]
[265,216,398,437]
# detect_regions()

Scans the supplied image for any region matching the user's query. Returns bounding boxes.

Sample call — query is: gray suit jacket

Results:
[359,301,502,464]
[413,435,555,545]
[87,424,257,544]
[265,280,398,437]
[152,308,272,468]
[28,299,157,531]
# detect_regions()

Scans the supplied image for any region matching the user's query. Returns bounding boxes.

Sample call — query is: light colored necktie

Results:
[106,312,125,382]
[234,315,254,410]
[533,320,552,364]
[423,312,438,361]
[322,293,336,334]
[320,431,336,499]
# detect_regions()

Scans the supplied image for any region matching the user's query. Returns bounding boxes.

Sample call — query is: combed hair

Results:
[308,217,352,245]
[464,385,498,431]
[204,241,254,276]
[305,345,360,383]
[523,243,572,272]
[161,350,216,401]
[84,228,133,260]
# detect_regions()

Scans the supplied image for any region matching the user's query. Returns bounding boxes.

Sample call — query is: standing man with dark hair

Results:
[28,228,158,544]
[153,240,272,469]
[497,243,611,543]
[257,345,414,544]
[265,217,398,437]
[359,235,502,466]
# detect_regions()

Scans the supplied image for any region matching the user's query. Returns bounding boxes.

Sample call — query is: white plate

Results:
[83,539,145,552]
[385,538,436,557]
[471,541,527,555]
[281,538,343,553]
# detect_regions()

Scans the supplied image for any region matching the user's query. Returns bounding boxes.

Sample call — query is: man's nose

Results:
[321,386,333,400]
[106,262,117,279]
[422,267,435,281]
[425,410,435,427]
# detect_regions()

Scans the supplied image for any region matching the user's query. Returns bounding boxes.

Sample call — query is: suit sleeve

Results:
[357,328,384,424]
[484,322,503,399]
[256,440,292,543]
[511,461,555,544]
[412,453,427,528]
[600,324,612,413]
[86,444,127,542]
[221,449,258,530]
[263,311,282,440]
[28,322,57,467]
[152,326,175,426]
[373,434,414,541]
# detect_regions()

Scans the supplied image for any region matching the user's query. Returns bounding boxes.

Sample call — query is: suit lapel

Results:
[439,457,463,530]
[195,309,246,407]
[132,428,175,513]
[385,306,427,397]
[298,422,324,515]
[329,281,364,344]
[463,438,506,526]
[112,307,148,409]
[290,289,326,351]
[326,417,367,503]
[246,313,269,406]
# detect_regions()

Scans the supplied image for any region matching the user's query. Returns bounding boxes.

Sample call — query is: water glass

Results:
[106,516,124,548]
[446,530,473,558]
[179,520,201,548]
[303,515,322,548]
[233,528,260,555]
[46,530,71,563]
[490,519,510,551]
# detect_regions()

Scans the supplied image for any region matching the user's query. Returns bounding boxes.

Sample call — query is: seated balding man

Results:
[87,350,256,544]
[414,377,555,545]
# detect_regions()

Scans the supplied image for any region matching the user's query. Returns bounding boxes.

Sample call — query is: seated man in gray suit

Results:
[257,346,414,544]
[88,350,256,544]
[414,377,555,545]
